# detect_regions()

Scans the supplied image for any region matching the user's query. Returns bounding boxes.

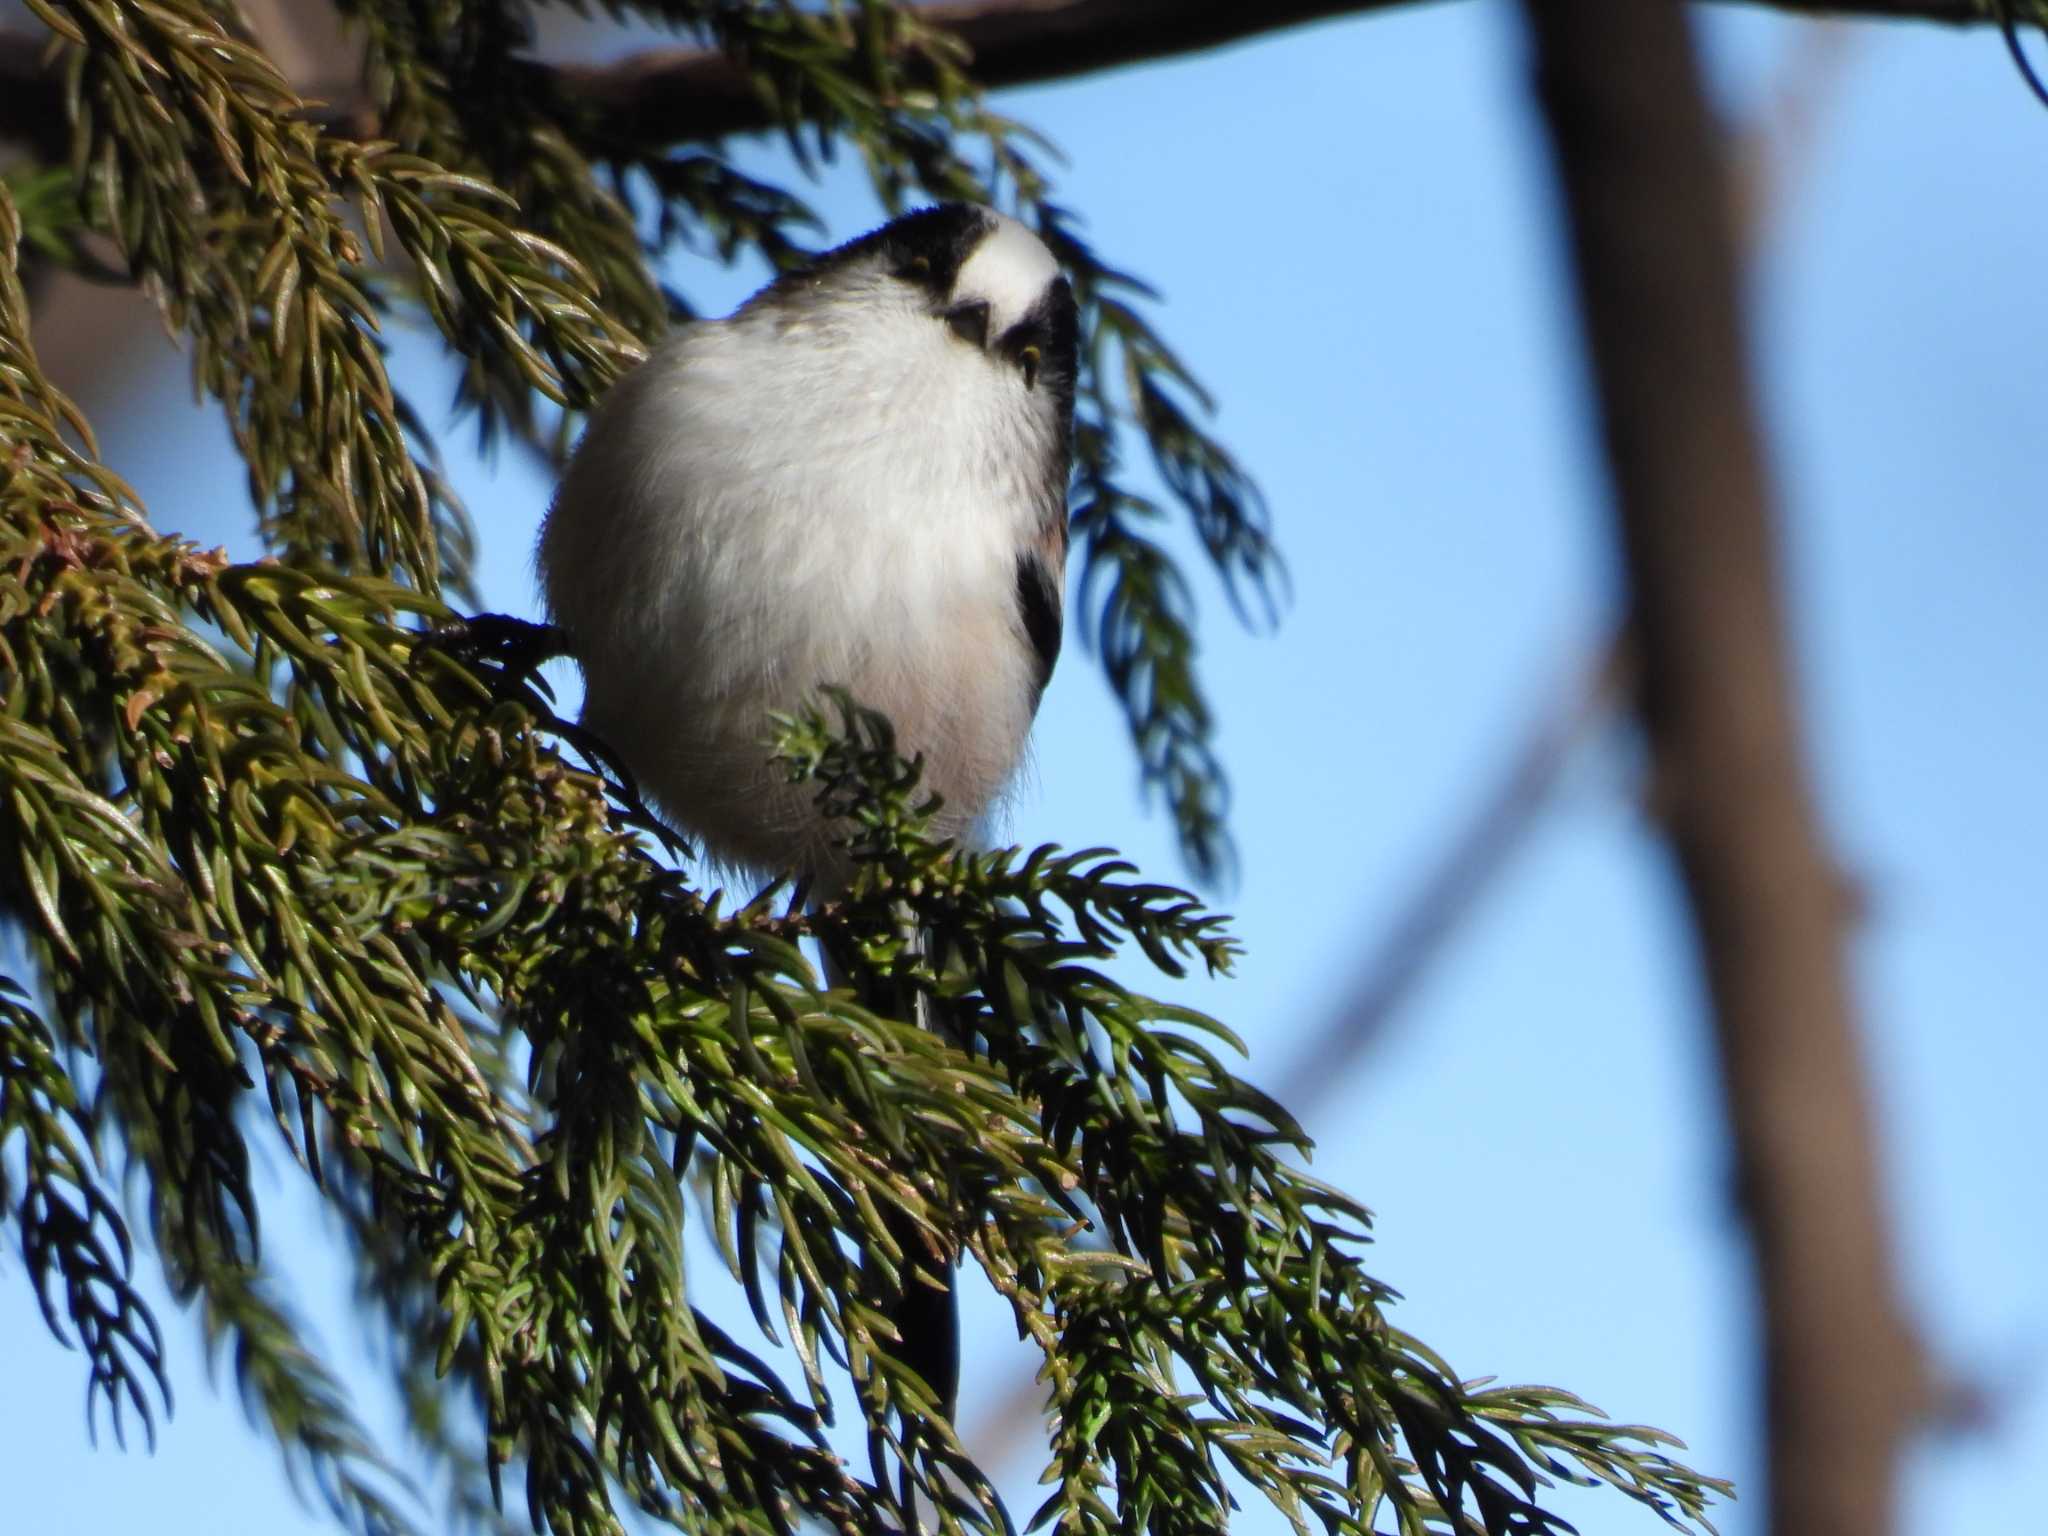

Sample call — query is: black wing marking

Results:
[1015,548,1064,706]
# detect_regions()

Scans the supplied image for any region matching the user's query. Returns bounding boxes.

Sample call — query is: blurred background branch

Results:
[1527,6,1929,1536]
[0,1,2023,157]
[1273,634,1634,1106]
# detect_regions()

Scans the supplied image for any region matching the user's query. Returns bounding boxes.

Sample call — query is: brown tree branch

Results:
[0,1,2016,159]
[1523,5,1927,1536]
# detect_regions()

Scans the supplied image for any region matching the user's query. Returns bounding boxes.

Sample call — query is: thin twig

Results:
[1273,635,1632,1109]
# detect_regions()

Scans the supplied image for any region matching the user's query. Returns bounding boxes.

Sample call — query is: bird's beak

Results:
[943,300,991,350]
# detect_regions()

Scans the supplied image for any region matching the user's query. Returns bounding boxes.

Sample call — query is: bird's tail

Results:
[817,907,959,1517]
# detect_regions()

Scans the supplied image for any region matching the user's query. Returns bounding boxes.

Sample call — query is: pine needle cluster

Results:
[1,4,1729,1535]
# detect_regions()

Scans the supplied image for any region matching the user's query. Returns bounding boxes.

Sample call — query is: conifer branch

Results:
[0,977,168,1450]
[5,8,1740,1535]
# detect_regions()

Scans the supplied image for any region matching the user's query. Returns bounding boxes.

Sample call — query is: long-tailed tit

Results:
[540,203,1076,885]
[537,204,1079,1422]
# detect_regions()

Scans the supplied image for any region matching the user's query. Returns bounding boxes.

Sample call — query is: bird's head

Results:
[751,203,1080,425]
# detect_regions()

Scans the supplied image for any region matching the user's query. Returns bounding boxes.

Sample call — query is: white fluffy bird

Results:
[538,204,1078,887]
[536,204,1080,1424]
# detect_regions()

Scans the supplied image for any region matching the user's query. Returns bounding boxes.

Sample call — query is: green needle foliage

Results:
[1,4,1730,1536]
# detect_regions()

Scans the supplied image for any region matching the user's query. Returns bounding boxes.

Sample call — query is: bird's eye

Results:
[905,254,932,278]
[1018,345,1042,390]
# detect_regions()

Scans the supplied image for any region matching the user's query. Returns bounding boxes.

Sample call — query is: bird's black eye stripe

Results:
[995,320,1045,386]
[945,300,991,350]
[877,205,988,294]
[995,320,1035,353]
[997,284,1073,390]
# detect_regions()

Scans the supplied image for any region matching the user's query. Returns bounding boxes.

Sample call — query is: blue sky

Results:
[5,3,2045,1533]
